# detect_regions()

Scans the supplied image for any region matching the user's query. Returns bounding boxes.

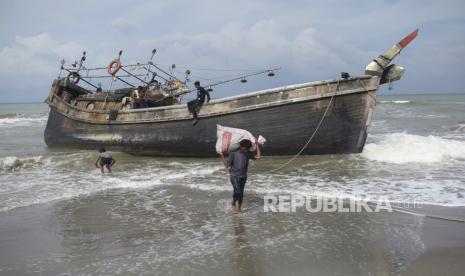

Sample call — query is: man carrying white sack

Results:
[219,139,261,213]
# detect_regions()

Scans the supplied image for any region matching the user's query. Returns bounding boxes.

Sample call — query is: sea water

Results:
[0,94,464,274]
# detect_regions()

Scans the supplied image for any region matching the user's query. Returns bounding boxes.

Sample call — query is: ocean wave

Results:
[2,147,464,212]
[0,159,224,212]
[443,123,465,139]
[0,156,46,171]
[183,174,465,207]
[0,115,47,127]
[449,123,465,132]
[380,100,411,104]
[0,113,21,119]
[361,133,465,164]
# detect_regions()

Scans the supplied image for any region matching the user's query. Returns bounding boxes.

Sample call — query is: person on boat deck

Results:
[187,81,210,126]
[219,139,261,213]
[61,91,71,103]
[131,88,141,109]
[137,86,149,108]
[94,148,116,174]
[95,87,103,97]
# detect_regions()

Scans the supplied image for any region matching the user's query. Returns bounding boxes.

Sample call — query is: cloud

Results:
[0,33,85,102]
[0,33,84,76]
[110,17,137,34]
[1,0,465,102]
[290,28,347,70]
[132,19,369,100]
[139,20,348,80]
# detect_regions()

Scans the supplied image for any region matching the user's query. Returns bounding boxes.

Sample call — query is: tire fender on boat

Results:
[67,72,80,84]
[107,60,122,75]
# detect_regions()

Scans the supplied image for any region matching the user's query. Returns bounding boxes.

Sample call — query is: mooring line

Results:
[264,83,339,173]
[390,205,465,223]
[365,203,465,223]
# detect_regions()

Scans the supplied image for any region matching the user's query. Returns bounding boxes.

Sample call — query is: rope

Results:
[366,203,465,223]
[171,68,255,83]
[391,205,465,223]
[157,63,267,72]
[152,68,280,104]
[264,83,339,173]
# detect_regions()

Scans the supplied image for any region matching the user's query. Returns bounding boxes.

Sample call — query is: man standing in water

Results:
[187,81,210,126]
[219,139,261,213]
[94,148,116,174]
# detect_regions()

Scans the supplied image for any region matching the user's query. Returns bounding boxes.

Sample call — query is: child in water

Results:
[94,148,116,174]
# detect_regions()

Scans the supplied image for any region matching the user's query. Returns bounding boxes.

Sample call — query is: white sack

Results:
[215,124,266,153]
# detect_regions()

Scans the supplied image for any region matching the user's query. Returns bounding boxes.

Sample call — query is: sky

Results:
[0,0,464,103]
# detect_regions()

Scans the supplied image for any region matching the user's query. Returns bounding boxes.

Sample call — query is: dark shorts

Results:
[187,100,203,114]
[100,157,112,166]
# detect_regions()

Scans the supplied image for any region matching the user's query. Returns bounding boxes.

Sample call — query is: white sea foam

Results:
[380,100,411,104]
[361,133,465,164]
[2,136,465,213]
[0,155,45,171]
[190,173,465,207]
[0,115,47,127]
[0,156,224,212]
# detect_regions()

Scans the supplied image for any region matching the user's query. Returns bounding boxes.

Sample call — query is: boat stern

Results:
[365,29,418,85]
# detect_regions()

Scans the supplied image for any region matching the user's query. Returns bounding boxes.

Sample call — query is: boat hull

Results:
[44,87,377,157]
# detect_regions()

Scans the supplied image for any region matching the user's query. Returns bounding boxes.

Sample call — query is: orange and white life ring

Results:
[107,59,122,75]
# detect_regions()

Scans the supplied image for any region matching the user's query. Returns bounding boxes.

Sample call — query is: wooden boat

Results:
[44,29,418,157]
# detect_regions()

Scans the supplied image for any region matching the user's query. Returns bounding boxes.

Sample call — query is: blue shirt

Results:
[228,151,255,178]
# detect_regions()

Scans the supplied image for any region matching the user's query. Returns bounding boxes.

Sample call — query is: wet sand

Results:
[1,186,464,275]
[407,246,465,276]
[406,206,465,276]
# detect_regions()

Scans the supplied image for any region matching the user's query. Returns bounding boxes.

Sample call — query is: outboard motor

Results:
[365,29,418,84]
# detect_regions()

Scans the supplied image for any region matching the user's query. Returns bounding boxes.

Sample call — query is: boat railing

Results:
[57,50,280,102]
